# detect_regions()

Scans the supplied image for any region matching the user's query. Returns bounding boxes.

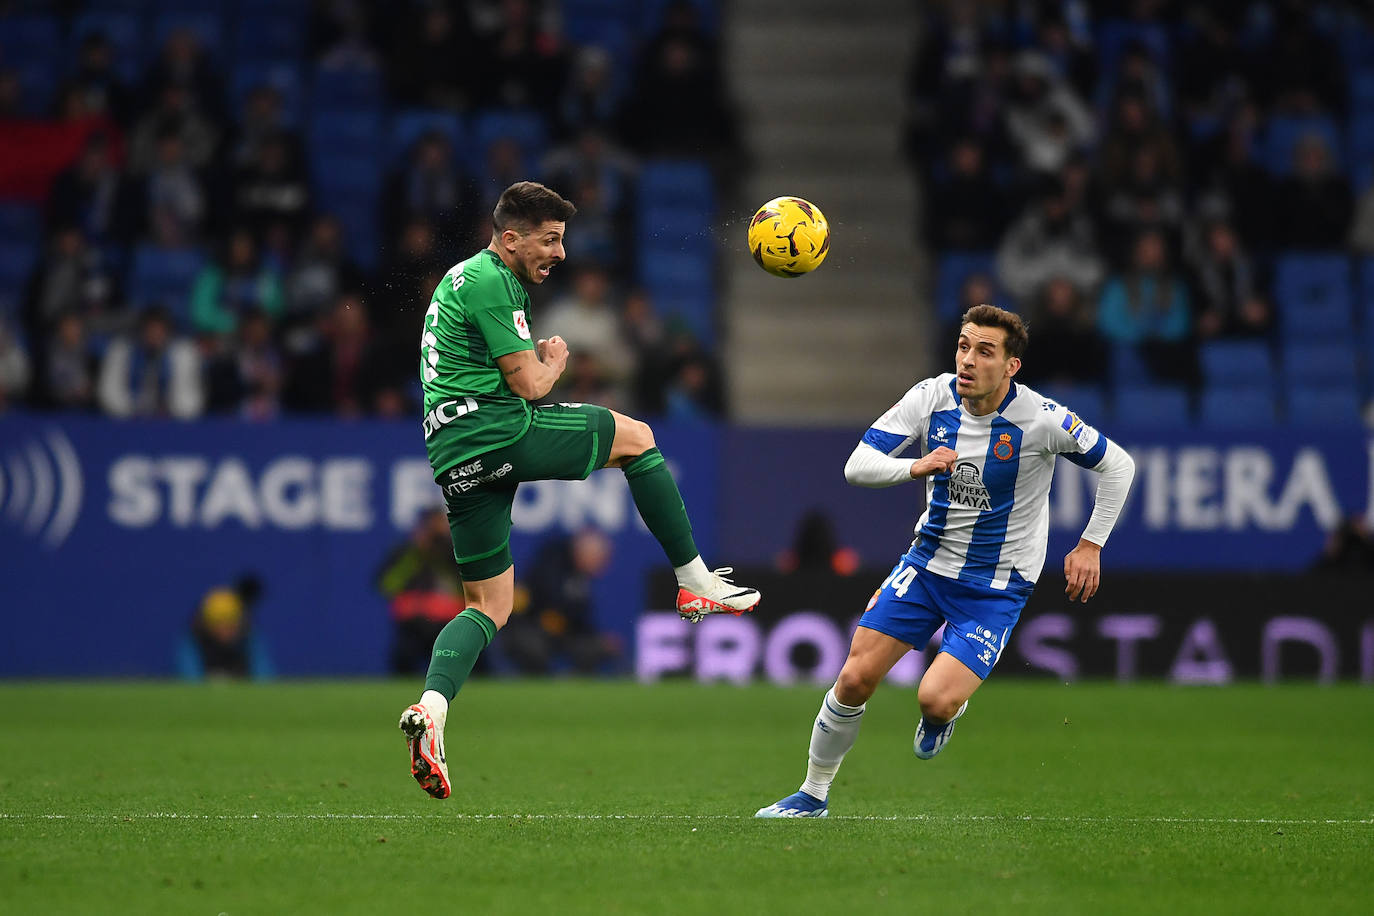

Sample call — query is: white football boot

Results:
[675,567,761,623]
[399,704,451,799]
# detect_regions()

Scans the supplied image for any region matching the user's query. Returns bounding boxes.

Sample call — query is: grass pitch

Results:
[1,680,1370,915]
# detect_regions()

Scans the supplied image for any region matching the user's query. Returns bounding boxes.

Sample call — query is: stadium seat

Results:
[153,11,225,60]
[652,288,716,346]
[637,205,715,255]
[0,242,39,305]
[311,65,385,112]
[469,109,548,174]
[232,11,306,64]
[129,245,206,317]
[1198,340,1274,387]
[389,109,467,168]
[1034,384,1107,424]
[310,155,382,201]
[1114,385,1191,426]
[71,12,146,82]
[639,0,719,36]
[0,203,42,241]
[0,16,60,67]
[1273,253,1353,337]
[325,199,380,271]
[1281,342,1360,388]
[1285,386,1364,427]
[639,160,716,214]
[1262,115,1343,175]
[934,251,997,322]
[1199,387,1278,429]
[1108,344,1153,387]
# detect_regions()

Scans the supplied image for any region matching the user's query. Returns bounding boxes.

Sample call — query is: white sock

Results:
[419,690,449,727]
[800,688,865,801]
[674,555,711,592]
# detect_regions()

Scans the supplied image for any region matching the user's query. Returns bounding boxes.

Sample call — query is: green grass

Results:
[1,681,1371,915]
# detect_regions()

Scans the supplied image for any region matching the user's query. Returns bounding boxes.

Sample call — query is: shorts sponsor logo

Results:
[979,647,994,665]
[948,462,992,510]
[443,462,513,495]
[449,458,483,479]
[964,627,1000,652]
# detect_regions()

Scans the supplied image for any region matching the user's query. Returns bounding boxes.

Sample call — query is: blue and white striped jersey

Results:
[861,373,1111,594]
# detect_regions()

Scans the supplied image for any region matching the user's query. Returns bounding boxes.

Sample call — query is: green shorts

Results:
[434,403,616,580]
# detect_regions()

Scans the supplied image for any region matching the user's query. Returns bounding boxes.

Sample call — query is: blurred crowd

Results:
[0,0,735,421]
[909,0,1374,421]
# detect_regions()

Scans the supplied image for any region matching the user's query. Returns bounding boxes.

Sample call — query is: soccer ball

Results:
[747,196,830,277]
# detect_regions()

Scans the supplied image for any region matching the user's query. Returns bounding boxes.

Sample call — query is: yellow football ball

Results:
[747,196,830,277]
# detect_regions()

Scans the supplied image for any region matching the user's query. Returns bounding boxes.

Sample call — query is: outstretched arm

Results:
[1064,440,1136,602]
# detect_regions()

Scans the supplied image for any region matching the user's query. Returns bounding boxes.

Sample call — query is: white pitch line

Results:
[2,813,1371,825]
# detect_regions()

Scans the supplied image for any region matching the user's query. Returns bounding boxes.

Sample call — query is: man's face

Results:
[503,220,566,284]
[954,323,1017,400]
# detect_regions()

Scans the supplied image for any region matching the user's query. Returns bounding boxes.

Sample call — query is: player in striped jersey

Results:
[400,182,759,799]
[757,305,1135,818]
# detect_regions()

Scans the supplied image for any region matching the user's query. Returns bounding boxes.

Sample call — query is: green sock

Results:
[623,448,699,567]
[424,608,497,701]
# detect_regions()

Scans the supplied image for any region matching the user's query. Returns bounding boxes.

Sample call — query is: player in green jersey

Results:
[400,181,760,799]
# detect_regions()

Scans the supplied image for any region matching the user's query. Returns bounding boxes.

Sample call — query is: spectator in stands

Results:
[1034,12,1096,102]
[619,19,739,178]
[471,0,566,115]
[377,508,467,676]
[1273,133,1354,250]
[286,215,365,326]
[1004,51,1094,176]
[558,351,624,413]
[775,510,861,577]
[0,70,21,120]
[1100,39,1172,119]
[663,351,725,420]
[1190,219,1272,339]
[1099,143,1185,266]
[65,32,134,126]
[140,126,210,246]
[283,291,394,416]
[23,225,124,347]
[502,529,621,676]
[1256,0,1345,115]
[542,263,633,387]
[1195,102,1273,250]
[0,315,29,411]
[1097,91,1182,202]
[476,135,529,215]
[190,228,286,336]
[387,2,474,109]
[1098,229,1193,382]
[1312,516,1374,571]
[46,132,138,244]
[556,46,621,139]
[98,305,205,418]
[1020,275,1107,386]
[226,85,298,171]
[230,131,311,240]
[383,130,473,243]
[179,576,270,680]
[129,84,219,174]
[205,309,283,420]
[996,180,1103,301]
[923,136,1008,250]
[1176,7,1252,127]
[376,218,444,349]
[141,28,225,124]
[41,313,96,411]
[541,126,637,228]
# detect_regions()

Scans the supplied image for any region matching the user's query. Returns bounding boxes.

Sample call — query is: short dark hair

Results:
[960,304,1029,359]
[492,181,576,233]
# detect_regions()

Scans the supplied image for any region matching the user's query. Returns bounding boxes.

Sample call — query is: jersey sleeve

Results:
[1042,398,1110,468]
[464,271,535,360]
[860,377,941,456]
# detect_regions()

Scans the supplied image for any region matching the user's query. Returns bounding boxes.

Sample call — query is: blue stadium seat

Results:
[1282,342,1360,387]
[1273,253,1353,337]
[1262,115,1343,175]
[232,11,306,64]
[639,0,719,36]
[84,0,151,12]
[129,245,206,316]
[1114,385,1191,426]
[1034,384,1108,425]
[231,61,305,124]
[0,16,60,66]
[389,109,466,168]
[155,0,227,13]
[934,251,997,322]
[1198,340,1274,387]
[639,160,715,213]
[469,109,548,173]
[153,10,225,60]
[1109,343,1152,387]
[561,0,636,41]
[71,12,146,83]
[1286,386,1364,427]
[310,154,382,199]
[1199,387,1278,428]
[0,242,39,304]
[0,203,42,242]
[637,206,715,263]
[10,59,59,115]
[311,66,384,112]
[324,199,380,271]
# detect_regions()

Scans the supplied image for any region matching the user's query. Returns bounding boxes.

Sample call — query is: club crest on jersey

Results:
[993,433,1014,460]
[948,461,992,510]
[513,310,531,340]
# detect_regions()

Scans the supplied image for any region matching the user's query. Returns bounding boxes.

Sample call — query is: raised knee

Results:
[834,667,880,706]
[633,419,655,451]
[917,685,964,722]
